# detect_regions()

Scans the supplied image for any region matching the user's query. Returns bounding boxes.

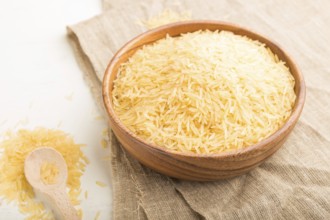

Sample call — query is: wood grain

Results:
[102,21,306,181]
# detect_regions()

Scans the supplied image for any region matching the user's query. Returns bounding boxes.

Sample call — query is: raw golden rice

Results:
[112,30,296,154]
[0,128,88,219]
[40,162,59,185]
[95,181,107,187]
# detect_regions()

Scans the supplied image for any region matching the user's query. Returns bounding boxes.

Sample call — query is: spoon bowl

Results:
[24,147,67,190]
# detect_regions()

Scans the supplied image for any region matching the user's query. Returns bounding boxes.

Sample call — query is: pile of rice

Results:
[112,30,296,154]
[0,128,88,219]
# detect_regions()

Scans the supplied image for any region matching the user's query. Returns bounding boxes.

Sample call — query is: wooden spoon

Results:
[24,147,80,220]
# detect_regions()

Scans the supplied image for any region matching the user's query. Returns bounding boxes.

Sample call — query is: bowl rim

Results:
[102,20,306,159]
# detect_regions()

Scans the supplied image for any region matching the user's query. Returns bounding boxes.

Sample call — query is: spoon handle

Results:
[44,187,80,220]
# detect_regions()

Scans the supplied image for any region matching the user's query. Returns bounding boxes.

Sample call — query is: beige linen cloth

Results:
[68,0,330,219]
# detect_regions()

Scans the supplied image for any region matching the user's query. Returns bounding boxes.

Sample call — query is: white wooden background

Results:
[0,0,112,219]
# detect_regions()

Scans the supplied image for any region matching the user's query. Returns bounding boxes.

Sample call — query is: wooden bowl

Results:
[102,21,306,181]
